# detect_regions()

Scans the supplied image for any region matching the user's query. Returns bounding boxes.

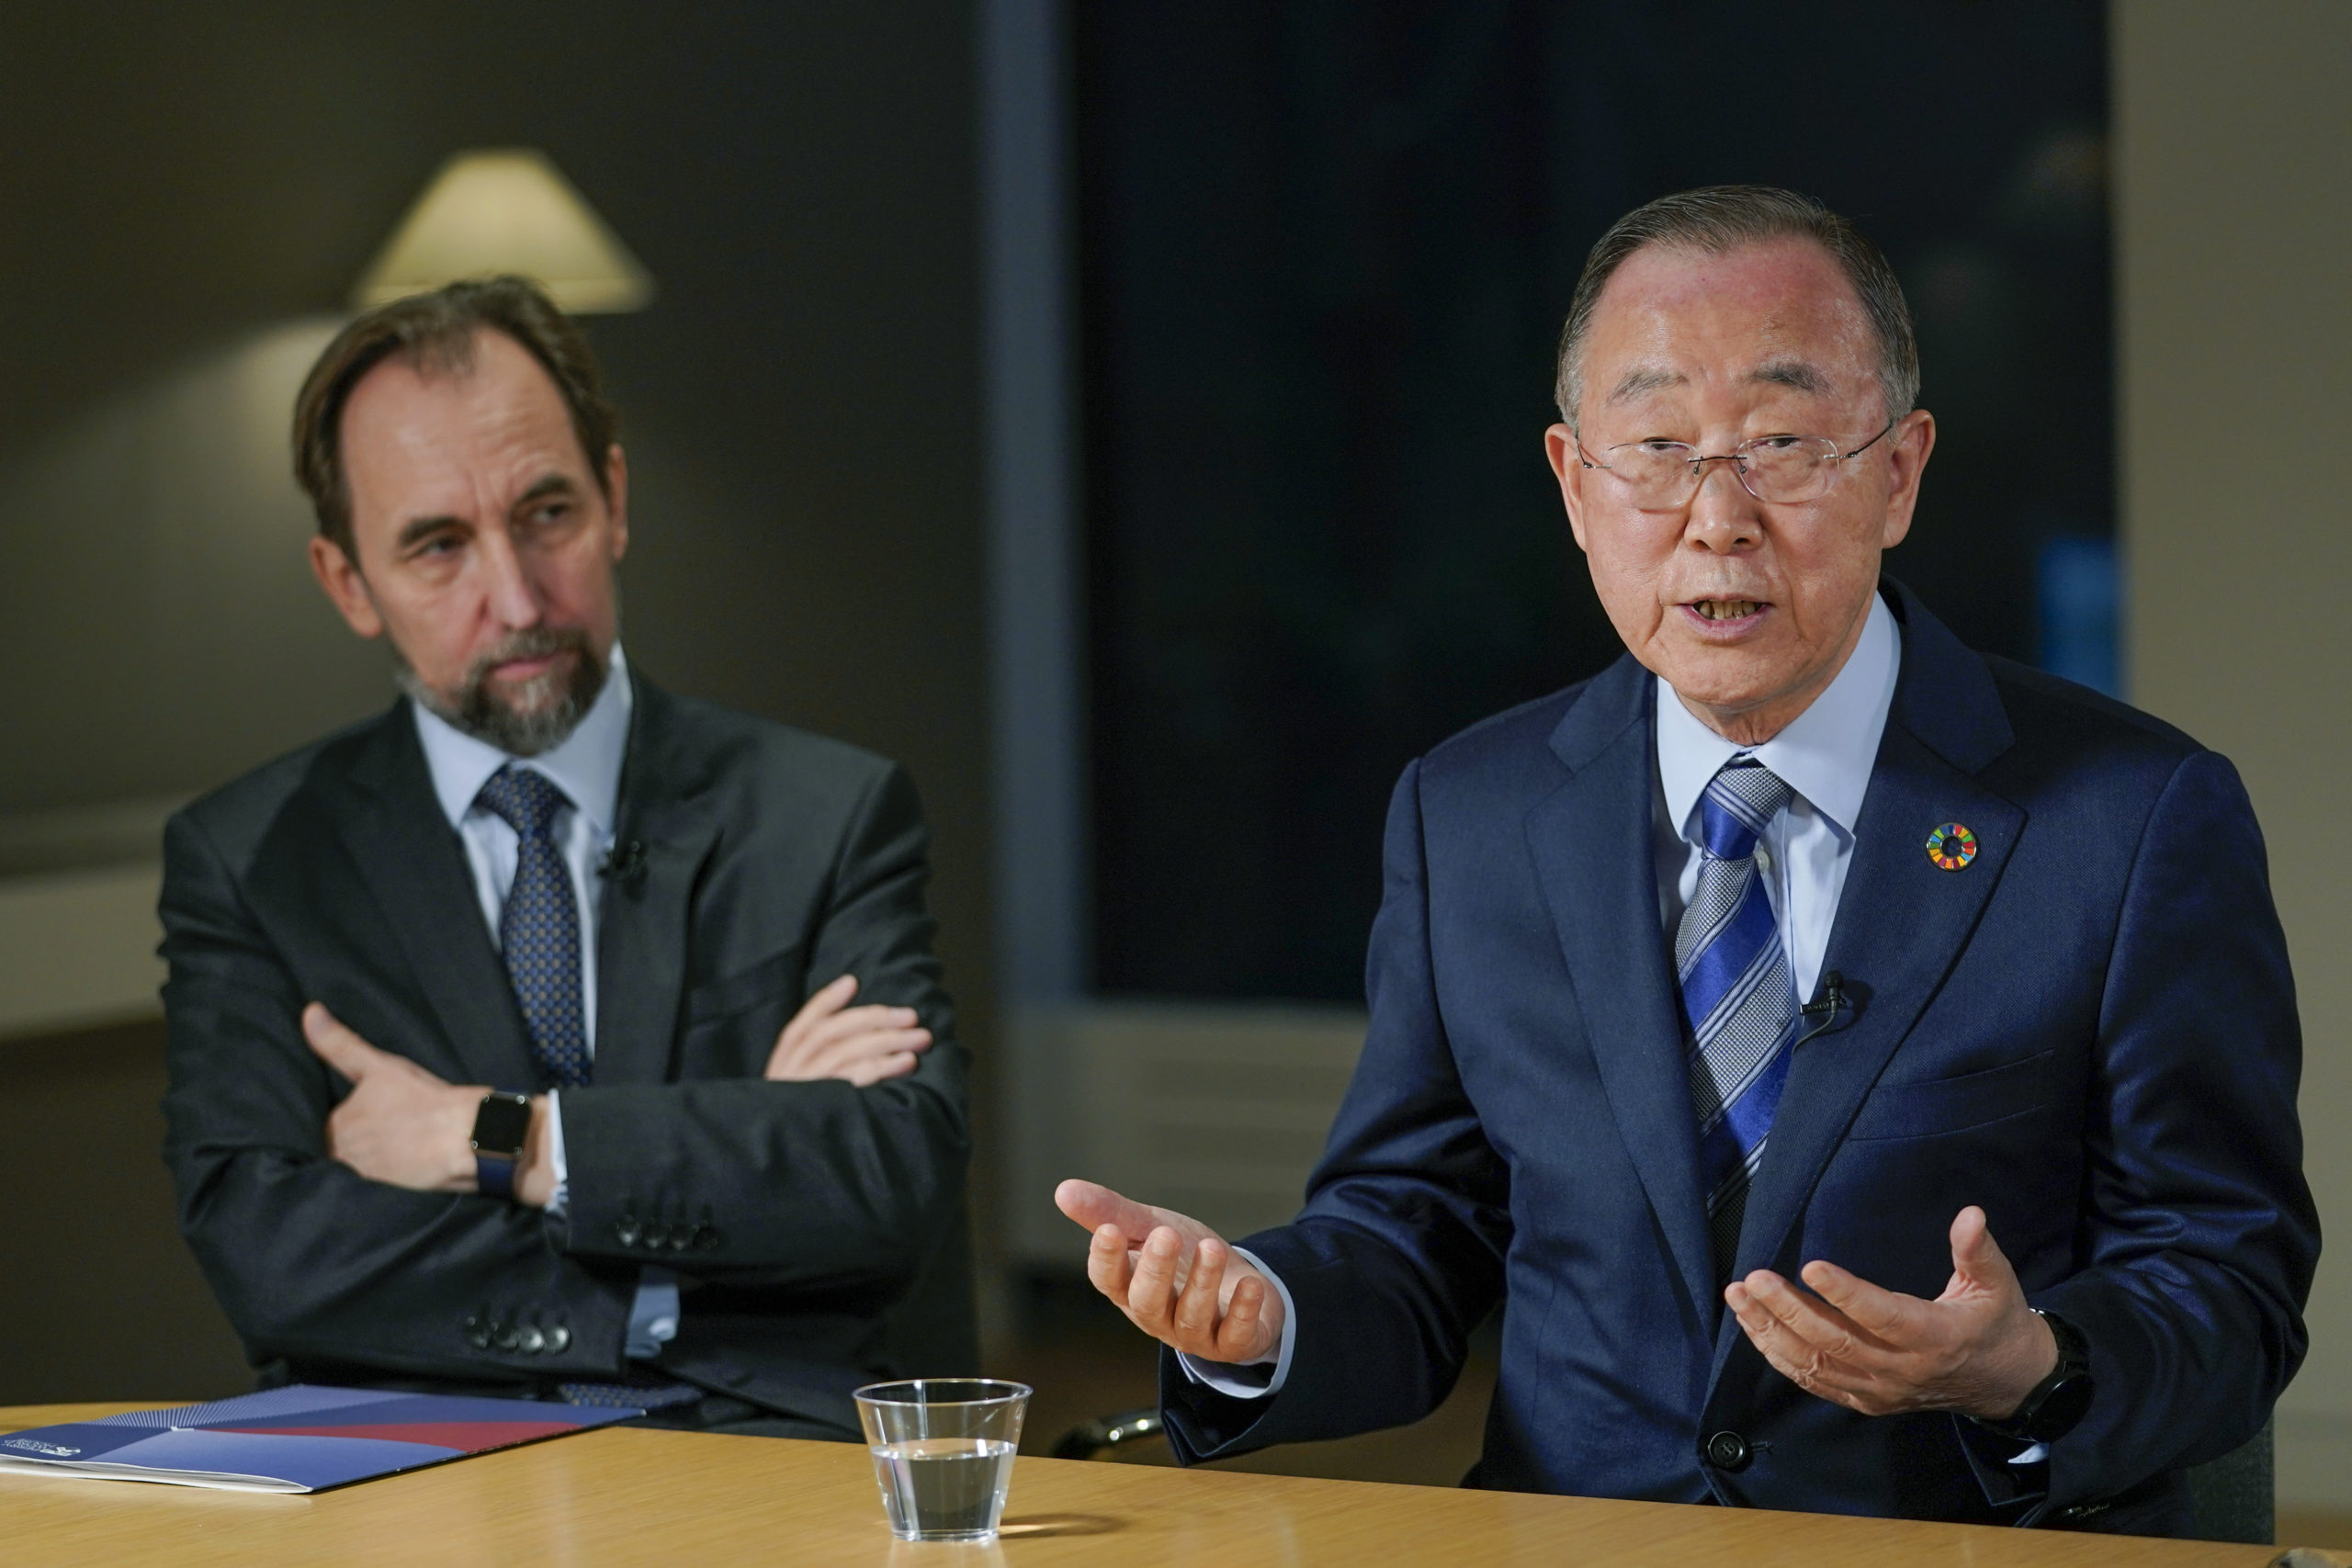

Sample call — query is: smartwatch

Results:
[1973,1309,2095,1445]
[470,1091,533,1201]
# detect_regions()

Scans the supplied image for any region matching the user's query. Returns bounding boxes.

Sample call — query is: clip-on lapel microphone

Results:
[1795,969,1859,1046]
[597,839,650,891]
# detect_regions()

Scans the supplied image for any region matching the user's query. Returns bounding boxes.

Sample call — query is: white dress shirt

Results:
[410,643,679,1359]
[1652,590,1900,1005]
[1184,592,1904,1400]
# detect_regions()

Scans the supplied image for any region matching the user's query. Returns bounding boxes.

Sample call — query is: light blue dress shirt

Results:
[410,643,680,1360]
[1185,592,1903,1400]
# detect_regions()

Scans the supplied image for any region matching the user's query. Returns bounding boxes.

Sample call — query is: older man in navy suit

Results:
[1056,186,2316,1534]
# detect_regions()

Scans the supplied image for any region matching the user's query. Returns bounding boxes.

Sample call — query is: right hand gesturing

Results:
[1055,1179,1283,1365]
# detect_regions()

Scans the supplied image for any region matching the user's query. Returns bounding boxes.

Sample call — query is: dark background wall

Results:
[0,4,988,1404]
[1079,0,2112,1002]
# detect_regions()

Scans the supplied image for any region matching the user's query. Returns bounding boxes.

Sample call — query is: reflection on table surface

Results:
[0,1403,2306,1567]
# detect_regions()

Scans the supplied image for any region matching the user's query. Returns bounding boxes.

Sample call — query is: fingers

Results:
[838,1051,922,1088]
[302,1003,379,1080]
[1800,1258,1924,1342]
[1726,1274,1879,1409]
[775,976,859,1048]
[764,982,933,1083]
[1086,1222,1136,1305]
[1215,1273,1268,1361]
[1054,1179,1198,1247]
[797,1003,922,1054]
[1172,1238,1229,1340]
[769,1019,931,1079]
[1078,1216,1275,1362]
[775,977,858,1049]
[1125,1226,1185,1328]
[1945,1204,2013,1292]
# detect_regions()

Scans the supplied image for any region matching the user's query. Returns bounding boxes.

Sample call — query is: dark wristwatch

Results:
[1973,1309,2094,1445]
[470,1091,533,1201]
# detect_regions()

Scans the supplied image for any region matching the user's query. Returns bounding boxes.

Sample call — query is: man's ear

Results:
[1546,424,1591,553]
[1879,409,1936,551]
[602,444,629,563]
[308,534,384,639]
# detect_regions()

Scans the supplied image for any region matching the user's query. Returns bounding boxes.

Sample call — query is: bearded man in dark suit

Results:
[162,277,972,1438]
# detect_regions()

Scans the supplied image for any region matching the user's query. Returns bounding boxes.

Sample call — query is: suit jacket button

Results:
[1703,1430,1751,1472]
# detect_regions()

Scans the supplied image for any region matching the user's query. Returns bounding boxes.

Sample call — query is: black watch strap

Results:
[1973,1309,2095,1445]
[470,1091,533,1202]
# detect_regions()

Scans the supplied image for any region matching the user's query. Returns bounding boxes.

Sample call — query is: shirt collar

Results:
[412,643,634,836]
[1655,589,1901,843]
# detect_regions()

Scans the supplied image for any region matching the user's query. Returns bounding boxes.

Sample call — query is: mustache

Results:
[466,626,594,684]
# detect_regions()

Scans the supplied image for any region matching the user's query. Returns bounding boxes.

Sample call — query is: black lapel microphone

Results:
[598,839,650,890]
[1796,969,1857,1043]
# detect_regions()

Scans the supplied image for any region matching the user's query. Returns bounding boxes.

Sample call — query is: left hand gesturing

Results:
[1724,1205,2057,1420]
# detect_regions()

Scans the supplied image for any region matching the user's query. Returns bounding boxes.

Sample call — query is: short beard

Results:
[396,626,608,757]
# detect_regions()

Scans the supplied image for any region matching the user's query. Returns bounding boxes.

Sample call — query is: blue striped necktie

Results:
[1677,757,1797,1280]
[474,765,592,1089]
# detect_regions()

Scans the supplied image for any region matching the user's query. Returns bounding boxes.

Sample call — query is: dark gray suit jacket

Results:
[161,673,974,1433]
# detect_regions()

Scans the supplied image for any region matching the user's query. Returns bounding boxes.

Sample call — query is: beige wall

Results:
[2116,1,2352,1506]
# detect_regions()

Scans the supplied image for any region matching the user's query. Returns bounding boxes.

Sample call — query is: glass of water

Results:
[854,1379,1032,1543]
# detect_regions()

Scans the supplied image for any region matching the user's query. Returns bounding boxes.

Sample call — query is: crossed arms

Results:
[161,761,968,1381]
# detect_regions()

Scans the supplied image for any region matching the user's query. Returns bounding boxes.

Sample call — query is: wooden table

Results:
[0,1402,2303,1567]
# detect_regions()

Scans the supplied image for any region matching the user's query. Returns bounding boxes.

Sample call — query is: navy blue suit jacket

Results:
[1161,583,2316,1529]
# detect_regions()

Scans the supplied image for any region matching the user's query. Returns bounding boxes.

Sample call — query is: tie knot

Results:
[1698,759,1791,860]
[475,765,571,837]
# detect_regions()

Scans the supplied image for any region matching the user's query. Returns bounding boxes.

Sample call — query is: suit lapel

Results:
[1526,659,1721,1320]
[337,709,542,1091]
[1710,582,2025,1376]
[590,678,721,1086]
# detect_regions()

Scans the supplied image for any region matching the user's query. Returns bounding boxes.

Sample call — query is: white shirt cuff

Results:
[543,1089,569,1216]
[625,1268,681,1359]
[1174,1247,1297,1400]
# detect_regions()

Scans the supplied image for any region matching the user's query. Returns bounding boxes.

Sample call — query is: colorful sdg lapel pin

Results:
[1925,822,1978,871]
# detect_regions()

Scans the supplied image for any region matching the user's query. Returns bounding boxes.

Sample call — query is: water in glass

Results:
[868,1436,1017,1540]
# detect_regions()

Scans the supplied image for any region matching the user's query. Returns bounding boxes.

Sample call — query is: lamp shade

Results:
[352,149,654,313]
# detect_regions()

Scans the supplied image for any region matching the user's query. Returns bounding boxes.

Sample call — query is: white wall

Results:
[2115,0,2352,1507]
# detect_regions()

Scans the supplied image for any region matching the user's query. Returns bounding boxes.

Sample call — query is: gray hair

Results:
[1554,186,1918,428]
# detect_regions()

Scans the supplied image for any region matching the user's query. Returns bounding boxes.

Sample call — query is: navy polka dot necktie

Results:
[475,765,591,1089]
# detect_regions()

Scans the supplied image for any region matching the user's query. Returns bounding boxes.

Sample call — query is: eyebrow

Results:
[394,513,464,553]
[1606,367,1685,404]
[391,474,579,553]
[514,473,577,509]
[1746,357,1832,395]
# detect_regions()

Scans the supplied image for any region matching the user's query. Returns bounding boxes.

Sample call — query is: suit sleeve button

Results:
[518,1325,546,1354]
[545,1325,571,1354]
[1702,1431,1751,1472]
[614,1215,641,1247]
